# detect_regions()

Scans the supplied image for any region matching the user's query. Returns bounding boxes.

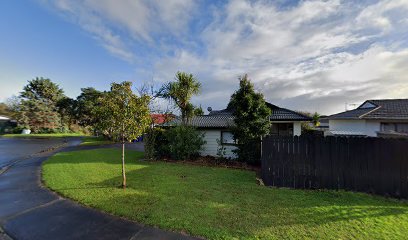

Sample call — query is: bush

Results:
[165,125,205,160]
[233,139,261,165]
[144,127,170,160]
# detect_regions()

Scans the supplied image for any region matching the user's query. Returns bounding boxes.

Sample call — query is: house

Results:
[164,103,311,158]
[150,113,174,126]
[0,115,16,134]
[327,99,408,137]
[0,115,10,122]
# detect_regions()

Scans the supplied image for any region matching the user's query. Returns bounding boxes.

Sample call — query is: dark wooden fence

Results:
[261,136,408,198]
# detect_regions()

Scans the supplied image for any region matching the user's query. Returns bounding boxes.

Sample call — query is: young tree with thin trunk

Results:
[95,82,150,189]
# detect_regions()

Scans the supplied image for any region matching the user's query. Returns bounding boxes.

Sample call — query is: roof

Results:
[0,115,10,121]
[265,103,311,121]
[162,114,234,128]
[163,102,310,128]
[328,99,408,120]
[150,114,174,125]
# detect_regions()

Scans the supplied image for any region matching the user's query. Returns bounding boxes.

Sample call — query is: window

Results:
[381,123,408,133]
[221,131,235,144]
[270,123,293,136]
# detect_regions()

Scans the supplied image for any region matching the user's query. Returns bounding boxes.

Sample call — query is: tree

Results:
[193,105,204,116]
[312,112,321,127]
[76,87,104,128]
[57,97,77,129]
[158,71,201,124]
[95,82,150,189]
[21,77,65,102]
[18,77,65,132]
[227,74,271,164]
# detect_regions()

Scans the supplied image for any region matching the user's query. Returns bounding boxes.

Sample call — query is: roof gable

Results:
[329,99,408,120]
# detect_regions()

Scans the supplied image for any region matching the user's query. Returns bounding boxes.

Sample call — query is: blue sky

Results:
[1,0,408,114]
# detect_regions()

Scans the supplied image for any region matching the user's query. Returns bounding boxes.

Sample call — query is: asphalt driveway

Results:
[0,137,67,169]
[0,138,199,240]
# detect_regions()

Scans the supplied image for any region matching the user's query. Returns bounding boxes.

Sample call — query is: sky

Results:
[1,0,408,115]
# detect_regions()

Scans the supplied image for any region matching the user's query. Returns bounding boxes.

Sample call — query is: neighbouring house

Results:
[0,115,9,122]
[150,113,174,126]
[163,103,311,158]
[327,99,408,137]
[0,115,16,134]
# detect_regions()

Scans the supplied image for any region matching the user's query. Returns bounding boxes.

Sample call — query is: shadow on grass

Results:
[44,148,408,238]
[81,167,408,230]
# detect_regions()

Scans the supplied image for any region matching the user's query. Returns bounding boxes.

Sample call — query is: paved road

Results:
[0,137,67,169]
[0,138,199,240]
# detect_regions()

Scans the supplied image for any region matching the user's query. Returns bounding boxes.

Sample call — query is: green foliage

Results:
[312,112,321,127]
[20,77,65,102]
[158,71,201,124]
[144,127,170,159]
[44,148,408,240]
[94,81,151,142]
[93,81,151,188]
[56,97,77,128]
[216,138,228,159]
[76,87,104,128]
[18,77,66,133]
[228,74,271,164]
[165,125,205,160]
[193,104,204,116]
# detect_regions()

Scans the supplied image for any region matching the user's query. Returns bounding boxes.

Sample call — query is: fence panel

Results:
[261,136,408,199]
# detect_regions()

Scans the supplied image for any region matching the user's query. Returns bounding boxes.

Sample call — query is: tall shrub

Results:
[144,127,170,159]
[228,74,271,164]
[165,125,205,160]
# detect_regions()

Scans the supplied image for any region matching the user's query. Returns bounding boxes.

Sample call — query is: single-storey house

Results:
[0,115,16,134]
[164,103,311,158]
[327,99,408,137]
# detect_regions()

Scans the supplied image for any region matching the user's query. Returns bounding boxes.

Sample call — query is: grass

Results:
[3,133,85,138]
[80,136,113,146]
[43,148,408,240]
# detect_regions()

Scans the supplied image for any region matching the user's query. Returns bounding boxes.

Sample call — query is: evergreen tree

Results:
[228,74,271,164]
[19,77,65,132]
[76,87,104,127]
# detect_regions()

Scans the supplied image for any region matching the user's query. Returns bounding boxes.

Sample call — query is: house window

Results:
[381,123,408,133]
[270,123,293,136]
[221,131,235,144]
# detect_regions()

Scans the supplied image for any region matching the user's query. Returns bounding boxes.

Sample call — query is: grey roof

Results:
[328,99,408,120]
[162,114,234,128]
[163,102,310,128]
[266,103,312,121]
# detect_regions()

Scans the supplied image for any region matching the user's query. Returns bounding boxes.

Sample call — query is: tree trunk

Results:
[121,122,126,189]
[122,141,126,189]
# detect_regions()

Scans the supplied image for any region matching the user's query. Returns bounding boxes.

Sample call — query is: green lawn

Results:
[42,148,408,240]
[3,133,85,138]
[80,136,113,146]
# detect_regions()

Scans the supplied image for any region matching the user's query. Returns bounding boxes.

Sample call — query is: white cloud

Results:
[40,0,408,114]
[42,0,197,62]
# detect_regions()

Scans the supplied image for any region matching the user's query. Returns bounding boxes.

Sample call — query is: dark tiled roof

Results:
[328,99,408,120]
[162,114,234,128]
[266,102,311,121]
[163,102,310,128]
[327,108,373,119]
[269,108,311,121]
